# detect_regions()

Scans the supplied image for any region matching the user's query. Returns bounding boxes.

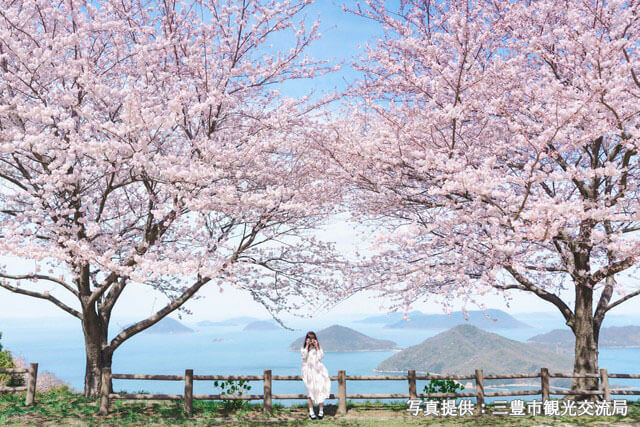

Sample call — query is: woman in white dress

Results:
[301,331,330,420]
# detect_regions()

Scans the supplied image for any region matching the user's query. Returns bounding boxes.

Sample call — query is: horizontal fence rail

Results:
[0,363,38,406]
[98,366,640,416]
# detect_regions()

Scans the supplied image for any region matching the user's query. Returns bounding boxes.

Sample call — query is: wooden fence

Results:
[0,363,39,406]
[99,367,640,415]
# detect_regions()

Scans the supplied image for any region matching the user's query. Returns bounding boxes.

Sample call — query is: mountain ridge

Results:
[528,325,640,350]
[376,324,572,377]
[243,320,280,331]
[197,316,259,327]
[289,325,397,352]
[383,309,531,329]
[126,317,194,334]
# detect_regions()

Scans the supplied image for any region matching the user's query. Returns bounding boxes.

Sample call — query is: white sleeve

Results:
[318,347,324,360]
[301,347,309,361]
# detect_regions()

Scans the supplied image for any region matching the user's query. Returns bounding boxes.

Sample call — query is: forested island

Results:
[381,309,531,329]
[376,324,572,382]
[197,317,259,327]
[130,317,194,334]
[243,320,280,331]
[528,326,640,352]
[356,311,423,324]
[289,325,397,352]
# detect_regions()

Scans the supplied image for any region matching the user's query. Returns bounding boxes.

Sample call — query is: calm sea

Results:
[1,315,639,406]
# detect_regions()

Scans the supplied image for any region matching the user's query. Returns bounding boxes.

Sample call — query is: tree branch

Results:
[86,272,119,307]
[102,277,127,318]
[501,265,575,329]
[589,256,636,287]
[0,280,82,319]
[605,288,640,314]
[0,273,78,296]
[107,276,211,352]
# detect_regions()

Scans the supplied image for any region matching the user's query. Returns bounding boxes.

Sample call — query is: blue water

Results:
[1,316,639,406]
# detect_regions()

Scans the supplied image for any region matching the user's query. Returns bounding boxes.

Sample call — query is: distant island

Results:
[243,320,280,331]
[289,325,398,352]
[197,316,259,327]
[356,311,423,324]
[528,326,640,352]
[382,309,531,329]
[375,324,572,383]
[131,317,194,334]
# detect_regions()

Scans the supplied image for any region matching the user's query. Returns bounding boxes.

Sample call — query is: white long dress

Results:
[301,346,331,404]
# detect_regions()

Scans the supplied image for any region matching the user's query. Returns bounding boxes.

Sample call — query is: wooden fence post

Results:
[408,370,416,400]
[338,370,347,415]
[541,368,549,402]
[600,368,610,401]
[99,367,111,415]
[24,363,38,406]
[184,369,193,415]
[263,369,272,415]
[475,369,484,415]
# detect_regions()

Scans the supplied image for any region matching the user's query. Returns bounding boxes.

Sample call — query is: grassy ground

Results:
[1,388,640,426]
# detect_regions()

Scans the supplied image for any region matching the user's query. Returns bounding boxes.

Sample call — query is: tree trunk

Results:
[81,307,111,398]
[571,283,600,398]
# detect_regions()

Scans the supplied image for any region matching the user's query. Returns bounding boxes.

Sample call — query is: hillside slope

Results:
[289,325,397,352]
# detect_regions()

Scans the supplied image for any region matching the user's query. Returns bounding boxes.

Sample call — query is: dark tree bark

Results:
[571,284,600,396]
[81,306,111,398]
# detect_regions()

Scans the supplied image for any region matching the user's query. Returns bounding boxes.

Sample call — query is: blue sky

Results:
[267,0,381,99]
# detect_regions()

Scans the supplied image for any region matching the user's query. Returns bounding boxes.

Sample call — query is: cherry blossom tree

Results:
[329,0,640,395]
[0,0,344,397]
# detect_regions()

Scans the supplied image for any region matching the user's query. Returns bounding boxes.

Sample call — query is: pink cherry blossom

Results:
[0,0,344,397]
[328,0,640,394]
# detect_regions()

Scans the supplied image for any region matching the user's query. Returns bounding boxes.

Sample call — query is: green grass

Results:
[1,389,639,426]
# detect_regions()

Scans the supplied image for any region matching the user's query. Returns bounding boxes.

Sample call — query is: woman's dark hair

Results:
[303,331,319,349]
